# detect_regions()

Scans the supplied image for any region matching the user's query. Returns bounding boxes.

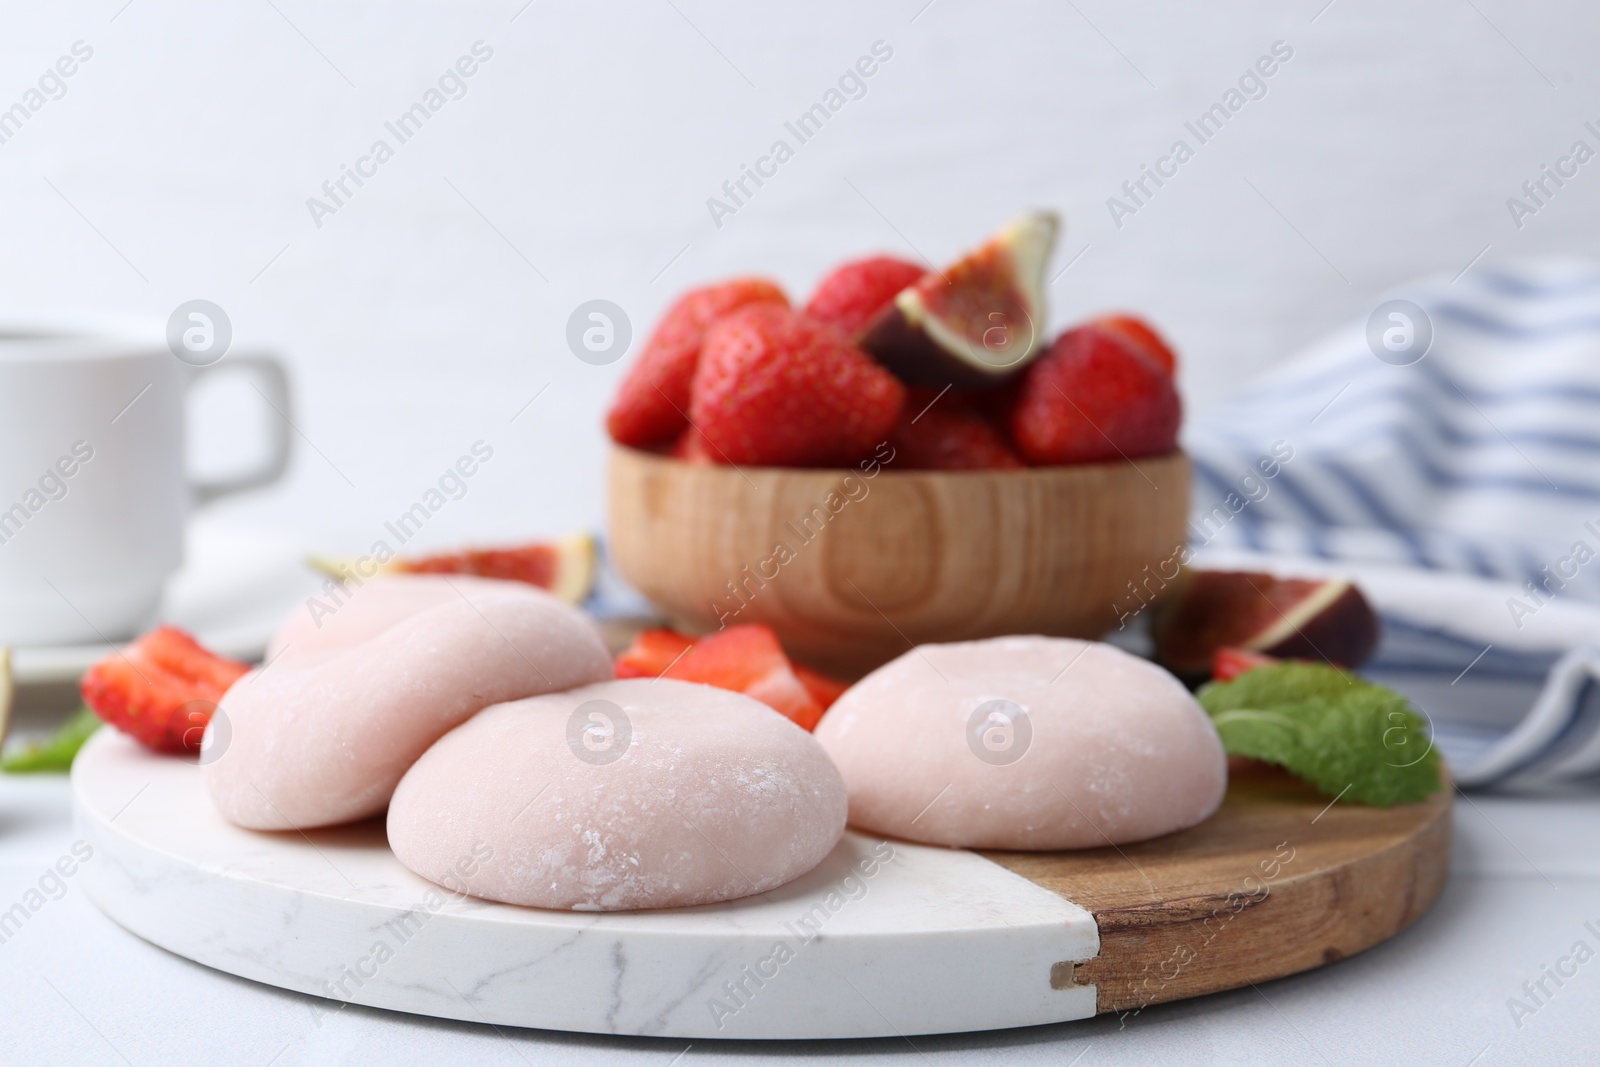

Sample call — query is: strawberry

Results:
[1008,326,1181,465]
[1093,314,1178,375]
[792,663,850,713]
[606,279,788,449]
[613,624,848,727]
[666,624,824,730]
[804,255,926,339]
[1211,646,1279,682]
[667,425,714,464]
[691,305,905,467]
[615,628,694,679]
[888,387,1023,470]
[80,626,251,754]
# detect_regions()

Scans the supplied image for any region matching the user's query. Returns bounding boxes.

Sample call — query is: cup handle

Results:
[186,351,294,506]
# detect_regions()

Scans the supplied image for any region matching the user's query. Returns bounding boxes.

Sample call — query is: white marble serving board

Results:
[72,730,1099,1040]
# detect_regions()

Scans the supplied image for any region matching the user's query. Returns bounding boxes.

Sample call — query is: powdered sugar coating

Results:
[265,574,526,666]
[812,636,1227,849]
[387,679,848,911]
[203,576,613,831]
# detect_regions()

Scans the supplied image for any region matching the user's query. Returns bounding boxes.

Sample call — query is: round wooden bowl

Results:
[606,446,1191,677]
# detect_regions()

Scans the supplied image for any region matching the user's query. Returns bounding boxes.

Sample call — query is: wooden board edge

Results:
[1084,794,1449,1014]
[981,777,1453,1017]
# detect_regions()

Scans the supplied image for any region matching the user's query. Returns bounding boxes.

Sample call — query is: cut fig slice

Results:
[1151,569,1380,682]
[860,211,1058,388]
[0,647,12,756]
[309,532,597,605]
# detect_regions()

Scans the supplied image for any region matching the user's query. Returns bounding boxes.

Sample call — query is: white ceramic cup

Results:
[0,319,291,647]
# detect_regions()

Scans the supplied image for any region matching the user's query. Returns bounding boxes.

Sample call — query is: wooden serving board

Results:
[73,732,1449,1039]
[987,761,1453,1017]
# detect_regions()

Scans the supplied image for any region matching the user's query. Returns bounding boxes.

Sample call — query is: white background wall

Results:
[3,0,1597,554]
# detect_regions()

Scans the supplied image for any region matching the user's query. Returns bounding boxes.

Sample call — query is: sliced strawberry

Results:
[1211,646,1279,682]
[606,279,788,449]
[664,624,824,730]
[1093,314,1178,375]
[804,255,927,339]
[80,626,251,754]
[614,626,846,724]
[888,387,1024,470]
[1008,326,1182,465]
[692,304,905,467]
[615,628,695,679]
[792,663,850,712]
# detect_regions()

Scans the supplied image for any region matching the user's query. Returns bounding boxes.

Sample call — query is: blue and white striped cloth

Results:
[1187,260,1600,789]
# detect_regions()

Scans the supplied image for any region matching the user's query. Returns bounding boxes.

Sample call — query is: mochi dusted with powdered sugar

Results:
[387,679,847,910]
[813,636,1226,850]
[203,576,612,831]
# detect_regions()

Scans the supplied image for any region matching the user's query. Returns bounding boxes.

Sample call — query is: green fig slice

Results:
[0,647,12,756]
[860,211,1058,387]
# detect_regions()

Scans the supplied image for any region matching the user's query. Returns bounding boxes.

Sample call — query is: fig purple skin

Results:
[1151,570,1382,682]
[859,211,1057,388]
[1258,582,1380,669]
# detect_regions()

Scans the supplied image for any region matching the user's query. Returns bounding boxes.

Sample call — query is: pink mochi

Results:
[265,573,529,666]
[812,636,1227,850]
[203,576,612,831]
[387,679,848,911]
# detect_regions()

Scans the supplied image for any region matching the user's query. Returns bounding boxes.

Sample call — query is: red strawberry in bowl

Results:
[1008,325,1181,465]
[887,387,1023,470]
[691,304,905,467]
[804,255,926,339]
[667,425,715,464]
[1093,314,1178,376]
[605,278,787,449]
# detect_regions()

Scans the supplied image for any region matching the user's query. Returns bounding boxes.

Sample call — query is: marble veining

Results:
[72,730,1099,1039]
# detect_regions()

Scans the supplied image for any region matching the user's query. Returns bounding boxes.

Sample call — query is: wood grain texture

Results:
[606,446,1191,677]
[981,764,1452,1015]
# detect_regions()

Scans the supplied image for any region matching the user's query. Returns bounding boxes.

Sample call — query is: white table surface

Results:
[2,764,1596,1066]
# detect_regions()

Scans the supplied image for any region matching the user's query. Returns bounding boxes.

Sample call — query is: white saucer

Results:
[10,517,319,686]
